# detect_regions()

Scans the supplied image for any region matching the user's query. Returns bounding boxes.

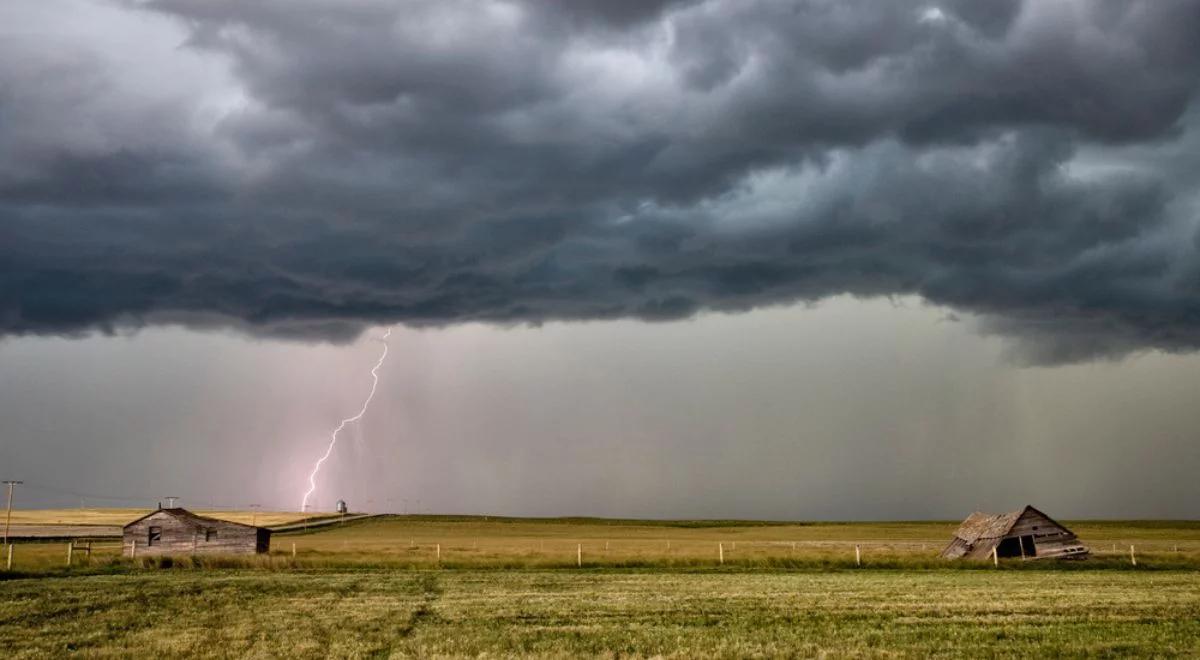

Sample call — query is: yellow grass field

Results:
[4,515,1200,656]
[4,514,1198,572]
[4,508,311,528]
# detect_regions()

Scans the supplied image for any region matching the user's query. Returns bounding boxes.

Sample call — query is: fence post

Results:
[436,543,441,562]
[292,543,296,559]
[855,544,861,567]
[719,542,724,565]
[131,540,137,559]
[1130,545,1136,566]
[86,541,92,559]
[992,546,999,567]
[577,544,582,568]
[67,542,73,566]
[5,543,11,571]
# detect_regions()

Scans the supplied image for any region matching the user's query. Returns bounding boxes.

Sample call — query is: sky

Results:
[2,0,1200,519]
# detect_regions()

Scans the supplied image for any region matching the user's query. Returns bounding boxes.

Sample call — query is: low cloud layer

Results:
[3,0,1200,362]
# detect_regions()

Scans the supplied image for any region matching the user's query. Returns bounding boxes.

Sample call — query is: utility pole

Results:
[249,504,261,527]
[3,481,23,547]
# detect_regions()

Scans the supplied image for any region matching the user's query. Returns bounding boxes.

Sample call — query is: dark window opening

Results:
[205,528,217,542]
[1020,535,1036,557]
[995,537,1022,558]
[997,535,1038,558]
[148,526,162,547]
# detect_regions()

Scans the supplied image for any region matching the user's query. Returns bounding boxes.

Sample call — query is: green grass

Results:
[2,569,1198,657]
[4,517,1198,656]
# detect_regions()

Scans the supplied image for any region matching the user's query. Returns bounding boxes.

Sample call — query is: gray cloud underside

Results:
[3,0,1200,362]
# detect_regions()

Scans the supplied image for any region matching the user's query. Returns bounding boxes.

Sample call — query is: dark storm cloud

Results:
[3,0,1200,362]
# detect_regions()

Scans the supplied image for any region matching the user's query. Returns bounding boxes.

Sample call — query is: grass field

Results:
[4,515,1200,572]
[4,508,314,528]
[3,514,1199,656]
[2,569,1199,657]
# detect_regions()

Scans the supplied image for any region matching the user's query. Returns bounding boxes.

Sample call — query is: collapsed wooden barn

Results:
[941,505,1088,560]
[123,508,270,557]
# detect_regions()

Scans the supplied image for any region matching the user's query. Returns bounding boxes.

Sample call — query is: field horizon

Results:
[10,506,1200,527]
[5,510,1200,656]
[5,511,1199,576]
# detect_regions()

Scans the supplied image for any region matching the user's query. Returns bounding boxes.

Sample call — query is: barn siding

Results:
[123,510,270,556]
[943,506,1088,560]
[1012,509,1085,558]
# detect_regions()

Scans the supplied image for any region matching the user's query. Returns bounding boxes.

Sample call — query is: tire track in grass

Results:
[398,572,443,638]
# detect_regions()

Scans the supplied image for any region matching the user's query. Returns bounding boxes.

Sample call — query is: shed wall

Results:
[123,511,267,556]
[943,507,1088,560]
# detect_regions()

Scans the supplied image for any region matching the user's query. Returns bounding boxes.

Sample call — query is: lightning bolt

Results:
[301,327,392,512]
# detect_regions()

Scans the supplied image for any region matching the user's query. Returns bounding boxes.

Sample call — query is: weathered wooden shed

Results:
[941,505,1088,560]
[123,508,270,557]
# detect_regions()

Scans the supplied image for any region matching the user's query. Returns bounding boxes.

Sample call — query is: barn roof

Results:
[123,508,262,531]
[949,505,1072,543]
[953,509,1025,544]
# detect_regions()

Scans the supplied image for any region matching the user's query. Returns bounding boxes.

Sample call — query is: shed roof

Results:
[123,508,261,531]
[949,505,1073,543]
[953,509,1025,544]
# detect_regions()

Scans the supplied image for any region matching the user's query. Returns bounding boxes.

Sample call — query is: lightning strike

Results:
[300,327,392,512]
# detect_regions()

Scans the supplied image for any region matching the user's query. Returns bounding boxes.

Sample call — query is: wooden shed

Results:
[941,505,1088,560]
[123,508,270,557]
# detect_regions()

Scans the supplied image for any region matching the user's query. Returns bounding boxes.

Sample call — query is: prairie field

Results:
[6,514,1200,571]
[2,569,1199,657]
[3,514,1200,657]
[4,508,315,528]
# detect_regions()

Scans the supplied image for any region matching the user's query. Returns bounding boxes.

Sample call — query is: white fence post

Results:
[718,542,724,565]
[1130,545,1137,566]
[577,544,582,567]
[855,545,861,567]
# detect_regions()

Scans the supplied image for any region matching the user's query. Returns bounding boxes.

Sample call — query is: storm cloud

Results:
[4,0,1200,362]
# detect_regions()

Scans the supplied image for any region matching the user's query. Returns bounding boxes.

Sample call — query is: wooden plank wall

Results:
[1010,509,1085,556]
[955,508,1088,560]
[123,511,268,556]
